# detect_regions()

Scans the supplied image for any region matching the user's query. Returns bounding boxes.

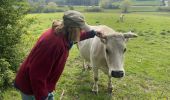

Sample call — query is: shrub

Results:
[120,0,132,13]
[157,7,170,12]
[68,5,74,10]
[110,4,120,9]
[84,6,103,12]
[29,4,45,13]
[29,2,65,13]
[101,4,120,9]
[0,0,28,92]
[43,8,64,13]
[0,59,15,90]
[43,3,65,13]
[100,0,113,9]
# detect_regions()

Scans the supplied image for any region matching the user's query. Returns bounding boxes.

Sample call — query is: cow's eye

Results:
[106,49,109,54]
[123,48,127,53]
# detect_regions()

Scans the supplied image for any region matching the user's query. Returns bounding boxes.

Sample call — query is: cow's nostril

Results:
[111,71,124,78]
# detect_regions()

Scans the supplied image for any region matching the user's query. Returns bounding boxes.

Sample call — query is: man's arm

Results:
[80,30,96,41]
[80,30,104,41]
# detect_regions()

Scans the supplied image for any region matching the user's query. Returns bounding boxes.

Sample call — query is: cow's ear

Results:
[123,31,138,42]
[124,31,138,38]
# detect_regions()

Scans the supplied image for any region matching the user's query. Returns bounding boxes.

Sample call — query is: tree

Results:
[162,0,165,6]
[120,0,131,13]
[44,2,59,13]
[100,0,111,8]
[48,1,57,7]
[0,0,29,92]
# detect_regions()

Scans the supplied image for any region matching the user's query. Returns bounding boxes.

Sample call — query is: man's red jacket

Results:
[15,28,96,100]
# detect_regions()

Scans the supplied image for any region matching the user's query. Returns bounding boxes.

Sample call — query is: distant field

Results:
[130,6,159,12]
[131,0,163,6]
[113,0,163,6]
[2,12,170,100]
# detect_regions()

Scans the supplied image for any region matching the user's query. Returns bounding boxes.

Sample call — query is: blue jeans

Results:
[20,91,54,100]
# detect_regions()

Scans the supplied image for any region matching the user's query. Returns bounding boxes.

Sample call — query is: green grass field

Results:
[131,0,163,6]
[2,11,170,100]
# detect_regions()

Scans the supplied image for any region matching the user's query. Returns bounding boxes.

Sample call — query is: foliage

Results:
[84,6,103,12]
[157,7,170,12]
[28,0,99,6]
[130,6,158,12]
[29,2,45,13]
[44,2,64,13]
[0,59,15,90]
[29,2,65,13]
[120,0,132,13]
[131,0,163,6]
[99,0,112,9]
[0,0,29,92]
[68,5,75,10]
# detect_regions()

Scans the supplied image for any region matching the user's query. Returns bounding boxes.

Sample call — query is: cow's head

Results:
[99,31,137,78]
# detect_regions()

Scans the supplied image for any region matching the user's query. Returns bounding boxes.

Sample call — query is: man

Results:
[14,10,104,100]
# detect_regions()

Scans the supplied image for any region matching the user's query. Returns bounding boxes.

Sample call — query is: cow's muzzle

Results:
[111,71,124,78]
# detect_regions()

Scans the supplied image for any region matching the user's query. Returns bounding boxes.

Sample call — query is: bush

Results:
[0,59,15,90]
[30,2,65,13]
[84,6,103,12]
[43,7,64,13]
[68,5,74,10]
[0,0,28,92]
[102,4,120,9]
[100,0,111,8]
[120,0,132,13]
[43,2,64,13]
[157,7,170,12]
[29,5,45,13]
[110,4,120,9]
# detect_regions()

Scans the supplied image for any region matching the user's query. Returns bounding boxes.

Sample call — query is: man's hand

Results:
[95,30,106,38]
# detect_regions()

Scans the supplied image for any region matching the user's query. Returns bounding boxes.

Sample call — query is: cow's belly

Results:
[78,38,93,62]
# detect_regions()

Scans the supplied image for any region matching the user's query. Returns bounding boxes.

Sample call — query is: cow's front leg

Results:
[108,75,113,94]
[92,67,98,94]
[83,60,87,71]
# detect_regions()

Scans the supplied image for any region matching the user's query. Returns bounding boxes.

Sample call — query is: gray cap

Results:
[63,10,91,31]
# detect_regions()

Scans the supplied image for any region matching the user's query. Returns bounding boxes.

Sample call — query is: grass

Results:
[2,11,170,99]
[130,6,159,12]
[131,0,163,6]
[112,0,163,6]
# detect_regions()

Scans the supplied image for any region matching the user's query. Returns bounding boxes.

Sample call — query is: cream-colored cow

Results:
[78,25,137,93]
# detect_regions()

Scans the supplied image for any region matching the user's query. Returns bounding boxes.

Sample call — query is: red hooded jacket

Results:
[15,28,96,100]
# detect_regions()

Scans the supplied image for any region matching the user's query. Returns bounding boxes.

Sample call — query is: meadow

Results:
[2,11,170,100]
[131,0,163,6]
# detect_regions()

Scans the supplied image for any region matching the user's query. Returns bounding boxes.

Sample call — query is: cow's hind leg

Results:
[107,75,113,94]
[92,66,98,94]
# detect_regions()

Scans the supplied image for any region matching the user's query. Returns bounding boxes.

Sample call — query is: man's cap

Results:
[63,10,91,31]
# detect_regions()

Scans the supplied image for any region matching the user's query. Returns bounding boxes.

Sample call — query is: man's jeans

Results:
[20,91,54,100]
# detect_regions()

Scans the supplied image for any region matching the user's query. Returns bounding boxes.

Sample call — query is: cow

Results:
[78,25,137,94]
